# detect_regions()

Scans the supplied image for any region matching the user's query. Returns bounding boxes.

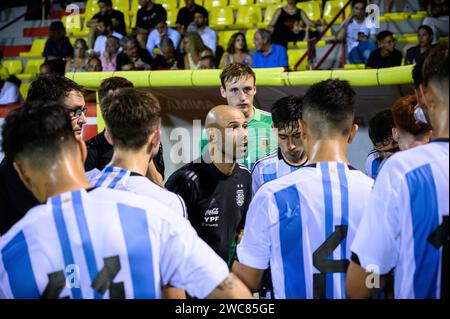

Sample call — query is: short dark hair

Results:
[1,103,77,169]
[98,0,112,6]
[97,16,113,29]
[199,55,216,68]
[418,25,433,38]
[160,36,175,49]
[220,63,256,88]
[412,58,425,88]
[423,43,449,88]
[102,88,161,150]
[377,30,394,42]
[271,95,303,130]
[303,79,356,136]
[227,32,249,55]
[368,109,395,145]
[256,29,272,44]
[98,76,134,111]
[352,0,367,8]
[26,75,84,107]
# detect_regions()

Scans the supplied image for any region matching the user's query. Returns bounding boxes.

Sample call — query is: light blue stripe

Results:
[320,162,334,299]
[290,165,300,173]
[337,163,349,299]
[72,190,102,299]
[2,231,40,298]
[371,157,382,179]
[406,164,440,299]
[274,185,306,298]
[94,166,114,187]
[118,203,156,298]
[108,169,127,189]
[52,195,83,299]
[262,163,277,183]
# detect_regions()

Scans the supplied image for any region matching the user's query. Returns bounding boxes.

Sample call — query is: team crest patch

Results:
[236,189,245,207]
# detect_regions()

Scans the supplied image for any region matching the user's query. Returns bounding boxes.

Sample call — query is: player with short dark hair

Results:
[233,79,374,299]
[347,43,449,299]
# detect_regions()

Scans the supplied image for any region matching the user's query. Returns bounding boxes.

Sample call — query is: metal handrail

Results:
[294,0,352,71]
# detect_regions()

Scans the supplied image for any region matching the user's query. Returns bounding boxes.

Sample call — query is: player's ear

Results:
[420,84,434,110]
[348,123,358,143]
[13,161,33,195]
[392,127,399,142]
[148,128,161,156]
[220,86,226,99]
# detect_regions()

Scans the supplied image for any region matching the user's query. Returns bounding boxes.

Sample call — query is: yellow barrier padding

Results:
[73,71,115,90]
[286,70,333,86]
[377,65,414,86]
[112,71,151,87]
[331,69,379,86]
[149,70,193,87]
[343,64,365,70]
[191,69,222,86]
[253,67,286,86]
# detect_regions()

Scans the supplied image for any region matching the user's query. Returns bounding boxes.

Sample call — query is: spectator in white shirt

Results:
[336,0,378,64]
[187,11,217,54]
[93,17,123,55]
[0,79,20,105]
[146,19,181,57]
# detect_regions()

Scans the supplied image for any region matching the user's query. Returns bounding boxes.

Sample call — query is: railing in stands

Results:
[294,0,352,71]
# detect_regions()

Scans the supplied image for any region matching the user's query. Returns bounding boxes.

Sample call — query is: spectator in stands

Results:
[146,19,181,57]
[337,0,378,64]
[405,25,435,65]
[87,56,103,71]
[100,36,121,71]
[87,0,126,48]
[152,37,185,70]
[93,18,124,55]
[366,30,402,69]
[176,0,209,35]
[198,55,216,69]
[65,38,90,73]
[187,11,217,54]
[269,0,324,48]
[220,32,252,69]
[422,0,449,42]
[117,37,153,71]
[183,32,214,70]
[0,69,20,105]
[43,21,73,76]
[39,62,56,77]
[391,94,432,151]
[252,29,288,70]
[134,0,167,49]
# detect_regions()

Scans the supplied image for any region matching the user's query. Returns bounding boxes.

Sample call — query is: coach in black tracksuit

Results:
[166,105,252,264]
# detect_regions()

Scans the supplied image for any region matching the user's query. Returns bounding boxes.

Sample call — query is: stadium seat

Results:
[410,11,427,20]
[256,0,283,8]
[19,82,31,100]
[209,7,234,30]
[234,6,262,29]
[2,60,23,75]
[287,39,326,48]
[343,64,365,70]
[381,12,409,22]
[167,9,179,28]
[323,0,351,25]
[396,33,418,44]
[229,0,255,9]
[16,59,45,81]
[257,3,282,28]
[62,14,83,36]
[218,30,240,49]
[203,0,228,11]
[287,49,307,71]
[155,0,178,11]
[84,0,99,16]
[112,0,130,13]
[297,1,321,21]
[130,0,140,16]
[245,28,258,50]
[19,39,46,58]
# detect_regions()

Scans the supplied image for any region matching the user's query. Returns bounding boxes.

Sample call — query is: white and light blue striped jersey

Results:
[87,166,187,218]
[251,149,307,195]
[365,150,385,179]
[351,139,449,299]
[237,162,374,299]
[0,188,229,299]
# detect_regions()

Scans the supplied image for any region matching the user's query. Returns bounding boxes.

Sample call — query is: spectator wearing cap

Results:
[146,19,181,57]
[187,10,217,54]
[252,29,288,70]
[176,0,209,36]
[405,25,435,65]
[43,21,74,76]
[366,30,402,69]
[134,0,167,49]
[93,17,124,55]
